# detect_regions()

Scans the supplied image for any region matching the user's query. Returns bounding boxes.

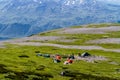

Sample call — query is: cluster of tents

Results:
[36,51,91,65]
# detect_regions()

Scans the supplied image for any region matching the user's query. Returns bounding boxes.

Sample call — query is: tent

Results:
[81,52,91,57]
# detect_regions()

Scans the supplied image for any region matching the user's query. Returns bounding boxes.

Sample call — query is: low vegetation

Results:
[0,44,119,80]
[36,24,120,49]
[0,23,120,80]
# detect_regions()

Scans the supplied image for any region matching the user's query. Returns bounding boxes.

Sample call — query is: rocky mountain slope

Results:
[0,0,120,38]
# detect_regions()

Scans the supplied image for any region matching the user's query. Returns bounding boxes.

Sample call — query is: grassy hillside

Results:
[0,23,120,80]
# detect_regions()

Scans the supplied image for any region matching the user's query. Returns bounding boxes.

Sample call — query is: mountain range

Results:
[0,0,120,38]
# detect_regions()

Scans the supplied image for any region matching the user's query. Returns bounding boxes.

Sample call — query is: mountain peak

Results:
[0,0,120,38]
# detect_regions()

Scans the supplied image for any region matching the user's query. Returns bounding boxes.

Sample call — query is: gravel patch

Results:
[0,36,63,43]
[56,39,76,42]
[0,36,63,48]
[27,36,63,41]
[87,38,120,44]
[59,26,120,34]
[76,56,107,63]
[109,61,119,65]
[0,45,5,48]
[0,42,6,48]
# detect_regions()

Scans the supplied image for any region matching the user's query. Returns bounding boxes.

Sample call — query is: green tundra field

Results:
[0,23,120,80]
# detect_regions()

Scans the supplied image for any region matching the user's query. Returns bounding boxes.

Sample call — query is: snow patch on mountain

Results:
[33,0,42,4]
[0,0,120,38]
[64,0,86,5]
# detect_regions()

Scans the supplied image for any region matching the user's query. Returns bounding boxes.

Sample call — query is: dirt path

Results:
[9,42,120,53]
[59,26,120,34]
[0,38,120,53]
[87,38,120,44]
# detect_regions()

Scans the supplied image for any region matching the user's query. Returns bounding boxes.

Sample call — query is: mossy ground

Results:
[0,45,120,80]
